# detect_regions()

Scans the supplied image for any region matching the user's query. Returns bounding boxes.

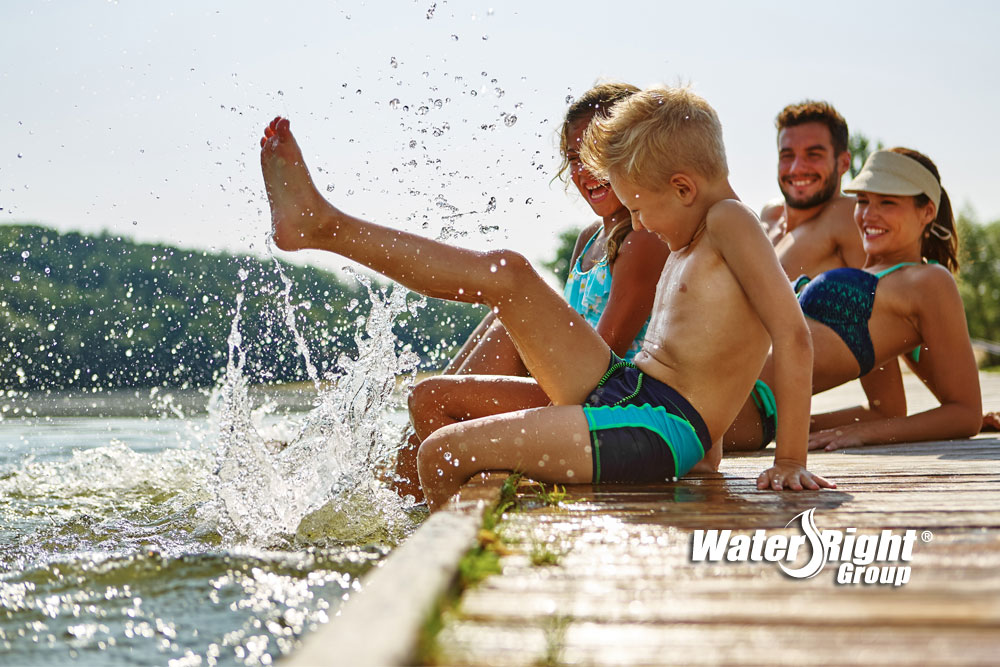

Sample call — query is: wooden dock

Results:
[433,436,1000,666]
[292,372,1000,666]
[430,373,1000,666]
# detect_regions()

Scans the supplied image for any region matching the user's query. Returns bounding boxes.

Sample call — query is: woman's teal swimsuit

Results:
[563,229,649,361]
[752,262,921,447]
[582,352,711,482]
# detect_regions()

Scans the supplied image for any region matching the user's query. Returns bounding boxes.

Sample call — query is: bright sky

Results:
[3,0,998,272]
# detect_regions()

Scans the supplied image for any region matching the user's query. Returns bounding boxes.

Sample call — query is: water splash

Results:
[207,273,423,548]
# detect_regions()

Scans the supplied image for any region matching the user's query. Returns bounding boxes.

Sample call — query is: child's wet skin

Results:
[260,117,334,252]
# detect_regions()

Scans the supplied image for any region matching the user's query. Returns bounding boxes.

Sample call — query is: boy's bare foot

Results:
[260,116,336,251]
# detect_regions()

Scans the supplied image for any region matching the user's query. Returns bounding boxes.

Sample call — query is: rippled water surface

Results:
[1,281,427,665]
[0,403,419,666]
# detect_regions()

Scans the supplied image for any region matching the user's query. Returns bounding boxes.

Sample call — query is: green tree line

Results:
[0,224,484,391]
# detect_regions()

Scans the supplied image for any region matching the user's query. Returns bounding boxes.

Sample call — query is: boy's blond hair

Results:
[581,86,728,191]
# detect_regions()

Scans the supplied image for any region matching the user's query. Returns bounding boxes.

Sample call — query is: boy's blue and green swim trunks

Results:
[582,352,712,483]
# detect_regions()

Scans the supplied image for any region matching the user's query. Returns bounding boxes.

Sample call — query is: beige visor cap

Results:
[844,150,941,210]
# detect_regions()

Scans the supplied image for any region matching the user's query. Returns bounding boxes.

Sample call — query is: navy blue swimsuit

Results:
[795,262,918,376]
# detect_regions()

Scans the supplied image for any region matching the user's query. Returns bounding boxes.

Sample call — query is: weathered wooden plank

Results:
[436,621,1000,666]
[430,435,1000,666]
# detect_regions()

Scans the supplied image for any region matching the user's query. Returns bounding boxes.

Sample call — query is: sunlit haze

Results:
[3,0,998,272]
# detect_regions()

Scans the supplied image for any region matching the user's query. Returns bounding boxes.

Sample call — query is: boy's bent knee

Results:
[416,431,451,481]
[482,250,537,298]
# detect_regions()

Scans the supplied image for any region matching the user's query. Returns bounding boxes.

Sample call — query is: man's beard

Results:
[781,171,840,210]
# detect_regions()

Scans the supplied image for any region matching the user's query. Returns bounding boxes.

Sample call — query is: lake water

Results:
[0,266,439,666]
[0,387,422,666]
[0,386,422,665]
[1,283,427,666]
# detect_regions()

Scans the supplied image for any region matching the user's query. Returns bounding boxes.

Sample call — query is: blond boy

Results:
[260,86,833,511]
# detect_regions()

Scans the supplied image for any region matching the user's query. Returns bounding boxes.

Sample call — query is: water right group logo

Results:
[690,508,932,586]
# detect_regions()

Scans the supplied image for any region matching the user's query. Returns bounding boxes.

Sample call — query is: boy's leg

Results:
[396,376,550,502]
[723,396,768,452]
[392,429,425,502]
[260,117,611,404]
[415,405,594,511]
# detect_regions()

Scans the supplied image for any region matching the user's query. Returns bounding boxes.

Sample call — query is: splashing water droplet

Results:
[17,153,23,158]
[426,3,436,19]
[443,452,452,461]
[482,34,489,40]
[450,34,459,41]
[389,98,400,110]
[525,198,533,205]
[326,184,336,192]
[504,114,517,127]
[489,264,497,273]
[237,268,249,282]
[417,106,429,115]
[21,250,29,259]
[565,95,575,104]
[390,56,398,68]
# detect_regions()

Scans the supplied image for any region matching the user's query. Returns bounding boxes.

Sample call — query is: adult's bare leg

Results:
[409,375,550,441]
[260,117,610,404]
[454,318,529,376]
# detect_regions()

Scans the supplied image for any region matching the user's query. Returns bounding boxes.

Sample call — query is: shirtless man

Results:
[761,100,866,279]
[720,101,894,458]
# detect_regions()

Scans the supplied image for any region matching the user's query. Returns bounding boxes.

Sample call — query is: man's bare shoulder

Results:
[816,194,857,229]
[760,197,785,225]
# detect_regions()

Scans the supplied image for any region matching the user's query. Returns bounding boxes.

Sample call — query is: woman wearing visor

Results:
[726,148,982,453]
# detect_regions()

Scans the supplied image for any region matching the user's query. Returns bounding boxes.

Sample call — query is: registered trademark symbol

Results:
[921,530,933,542]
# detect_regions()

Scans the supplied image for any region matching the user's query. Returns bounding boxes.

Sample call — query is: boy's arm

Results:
[707,201,833,491]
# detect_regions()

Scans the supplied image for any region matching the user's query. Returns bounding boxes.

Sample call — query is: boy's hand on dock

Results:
[757,460,836,491]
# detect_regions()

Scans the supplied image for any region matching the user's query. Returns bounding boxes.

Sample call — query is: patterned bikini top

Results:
[563,229,648,361]
[795,262,919,377]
